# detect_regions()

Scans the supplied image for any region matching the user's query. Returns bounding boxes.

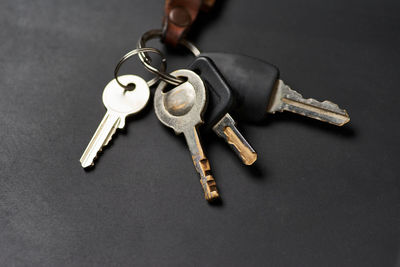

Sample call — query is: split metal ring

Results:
[137,29,201,86]
[114,47,167,89]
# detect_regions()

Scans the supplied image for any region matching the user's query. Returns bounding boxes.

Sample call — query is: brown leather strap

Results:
[201,0,216,11]
[163,0,216,46]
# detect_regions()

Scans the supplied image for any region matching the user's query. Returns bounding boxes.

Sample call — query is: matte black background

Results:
[1,0,399,266]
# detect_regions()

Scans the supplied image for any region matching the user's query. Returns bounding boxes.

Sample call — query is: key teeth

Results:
[196,157,220,201]
[103,127,117,147]
[96,128,117,159]
[277,81,350,126]
[322,100,336,105]
[201,175,220,202]
[283,83,348,115]
[308,98,343,112]
[80,125,118,168]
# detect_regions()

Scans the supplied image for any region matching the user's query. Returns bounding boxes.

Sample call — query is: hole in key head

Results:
[124,83,136,92]
[162,76,188,93]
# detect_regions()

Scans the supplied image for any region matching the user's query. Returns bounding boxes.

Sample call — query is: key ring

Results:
[137,29,201,86]
[114,47,167,89]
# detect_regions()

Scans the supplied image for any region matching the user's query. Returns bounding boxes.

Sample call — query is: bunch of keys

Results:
[79,30,351,203]
[136,30,350,201]
[79,46,223,201]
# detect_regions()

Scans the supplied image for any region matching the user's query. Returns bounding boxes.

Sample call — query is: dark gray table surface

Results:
[1,0,399,266]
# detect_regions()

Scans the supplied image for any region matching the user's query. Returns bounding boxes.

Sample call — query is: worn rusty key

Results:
[189,56,257,165]
[154,69,219,202]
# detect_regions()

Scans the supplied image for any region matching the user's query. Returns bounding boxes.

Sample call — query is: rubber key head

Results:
[200,52,280,123]
[188,56,235,129]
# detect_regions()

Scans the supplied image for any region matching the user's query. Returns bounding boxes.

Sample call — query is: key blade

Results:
[80,112,121,168]
[267,80,350,126]
[213,114,257,165]
[183,127,219,202]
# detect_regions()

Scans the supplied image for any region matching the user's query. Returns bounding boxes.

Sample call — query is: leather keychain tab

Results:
[163,0,216,46]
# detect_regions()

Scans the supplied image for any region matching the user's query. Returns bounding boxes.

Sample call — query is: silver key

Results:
[267,80,350,126]
[80,75,150,168]
[154,69,219,202]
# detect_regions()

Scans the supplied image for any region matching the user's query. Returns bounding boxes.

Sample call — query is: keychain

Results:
[79,0,350,202]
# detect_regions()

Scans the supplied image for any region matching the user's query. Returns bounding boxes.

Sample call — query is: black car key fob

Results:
[188,56,257,165]
[201,52,349,126]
